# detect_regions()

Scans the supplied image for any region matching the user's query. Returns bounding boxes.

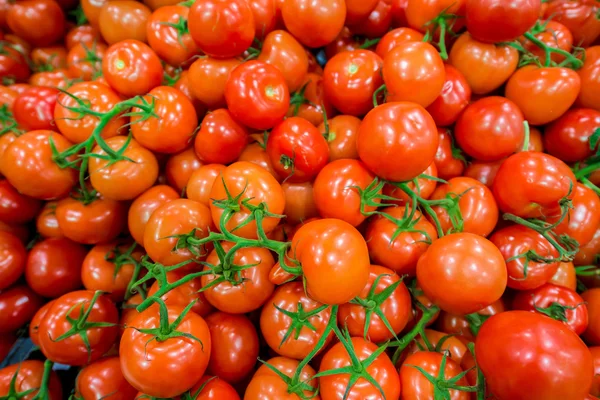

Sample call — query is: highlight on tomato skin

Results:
[1,0,600,399]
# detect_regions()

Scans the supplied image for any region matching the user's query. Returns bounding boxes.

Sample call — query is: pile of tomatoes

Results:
[1,0,600,398]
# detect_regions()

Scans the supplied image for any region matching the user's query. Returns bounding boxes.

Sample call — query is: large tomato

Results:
[465,0,540,43]
[280,0,346,48]
[245,356,319,399]
[0,360,62,400]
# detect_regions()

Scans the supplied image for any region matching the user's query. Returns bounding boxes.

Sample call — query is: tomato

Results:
[204,312,259,383]
[0,231,25,290]
[29,69,72,89]
[120,305,211,398]
[399,351,469,400]
[65,25,100,50]
[29,300,54,346]
[507,66,581,126]
[375,27,424,59]
[258,30,308,93]
[188,376,240,399]
[544,0,600,48]
[98,1,151,45]
[513,284,588,335]
[245,356,318,400]
[0,285,42,334]
[576,226,600,267]
[291,218,370,304]
[75,356,138,400]
[128,185,179,246]
[236,142,280,180]
[432,129,465,180]
[188,0,254,58]
[287,72,335,127]
[348,0,394,39]
[6,0,66,47]
[577,46,600,111]
[549,261,577,291]
[0,43,30,83]
[382,41,445,107]
[464,159,503,189]
[186,164,227,208]
[591,347,600,398]
[102,39,163,97]
[209,162,285,239]
[147,5,200,66]
[188,57,241,110]
[148,270,213,317]
[405,0,465,34]
[319,337,400,400]
[67,42,106,81]
[322,49,383,116]
[430,176,499,237]
[32,202,61,238]
[0,179,41,225]
[320,115,360,161]
[89,136,159,201]
[521,20,573,65]
[435,299,505,341]
[382,162,438,206]
[476,311,593,400]
[356,101,438,182]
[260,281,333,360]
[225,60,290,130]
[280,0,346,48]
[544,108,600,162]
[583,289,600,345]
[324,27,361,59]
[0,130,77,200]
[0,221,29,244]
[345,0,378,25]
[366,206,437,276]
[194,109,249,165]
[30,46,67,70]
[26,237,86,298]
[144,198,214,266]
[449,32,519,95]
[0,360,62,400]
[164,147,203,192]
[281,180,319,225]
[425,65,471,128]
[12,86,58,131]
[492,152,576,218]
[465,0,540,43]
[417,232,507,314]
[55,197,126,245]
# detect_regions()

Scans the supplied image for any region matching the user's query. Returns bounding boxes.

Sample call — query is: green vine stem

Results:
[389,303,441,365]
[422,7,462,61]
[30,360,54,400]
[521,31,584,69]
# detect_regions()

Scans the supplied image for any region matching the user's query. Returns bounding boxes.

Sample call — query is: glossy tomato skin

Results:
[417,232,507,314]
[0,130,77,200]
[521,20,573,65]
[0,285,43,334]
[67,42,106,81]
[492,152,576,218]
[544,108,600,162]
[25,237,87,298]
[382,162,438,206]
[165,147,204,193]
[190,375,240,399]
[259,30,308,93]
[120,306,211,398]
[476,311,593,400]
[188,57,242,110]
[287,72,335,127]
[75,356,137,400]
[323,49,383,116]
[266,116,329,183]
[0,231,25,290]
[280,0,346,48]
[544,0,600,48]
[188,0,255,58]
[455,96,524,161]
[513,284,588,335]
[356,101,438,182]
[34,201,63,238]
[6,0,66,47]
[186,164,227,208]
[583,289,600,345]
[320,115,360,161]
[98,0,151,44]
[245,356,318,399]
[0,360,63,400]
[39,290,119,366]
[147,270,213,317]
[435,299,505,341]
[205,312,259,383]
[426,64,471,127]
[465,0,540,43]
[225,60,290,130]
[127,185,179,246]
[375,27,424,59]
[319,337,400,400]
[12,86,59,131]
[577,46,600,111]
[194,109,249,164]
[549,261,577,291]
[348,0,393,39]
[29,300,54,346]
[433,129,465,180]
[292,218,370,305]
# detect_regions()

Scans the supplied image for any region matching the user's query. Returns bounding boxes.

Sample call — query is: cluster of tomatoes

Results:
[1,0,600,399]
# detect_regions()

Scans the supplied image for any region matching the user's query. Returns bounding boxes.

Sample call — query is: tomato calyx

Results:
[49,291,117,364]
[78,42,104,80]
[533,300,584,323]
[0,104,22,137]
[289,82,316,117]
[354,177,397,218]
[1,363,38,400]
[68,4,88,26]
[255,359,320,400]
[2,359,55,400]
[390,301,440,365]
[406,352,476,399]
[163,66,183,86]
[275,301,331,348]
[106,242,144,300]
[573,128,600,194]
[159,16,190,47]
[422,7,462,61]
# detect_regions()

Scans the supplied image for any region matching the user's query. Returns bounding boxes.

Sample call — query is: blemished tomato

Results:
[291,218,370,304]
[577,46,600,111]
[0,360,63,400]
[476,311,593,400]
[98,0,151,45]
[12,86,59,131]
[29,300,54,346]
[365,206,438,276]
[322,49,383,116]
[0,231,25,290]
[382,41,445,107]
[544,108,600,162]
[245,356,319,400]
[356,101,439,182]
[320,115,360,161]
[6,0,66,47]
[319,337,400,400]
[225,60,290,130]
[75,356,138,400]
[280,0,346,48]
[258,30,308,93]
[400,352,469,400]
[281,180,319,225]
[25,237,87,298]
[39,290,119,366]
[455,96,525,161]
[205,312,259,383]
[120,305,211,398]
[0,284,43,334]
[465,0,540,43]
[194,109,249,165]
[426,64,471,127]
[186,164,227,208]
[492,151,576,218]
[449,32,519,95]
[0,130,77,200]
[128,185,179,246]
[188,0,255,58]
[513,283,588,335]
[260,281,334,360]
[582,289,600,345]
[417,232,507,314]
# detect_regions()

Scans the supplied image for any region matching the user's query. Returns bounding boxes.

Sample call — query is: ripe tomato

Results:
[65,25,99,50]
[426,64,471,127]
[0,180,40,225]
[148,270,213,317]
[544,108,600,162]
[165,147,204,193]
[188,376,240,399]
[433,129,465,180]
[26,237,87,298]
[521,20,573,65]
[0,231,25,290]
[205,312,259,383]
[281,180,319,225]
[258,30,308,93]
[357,101,438,182]
[347,0,393,39]
[188,57,241,110]
[194,109,249,164]
[319,337,400,400]
[12,86,58,131]
[67,42,106,81]
[323,49,383,116]
[98,0,150,45]
[287,72,335,126]
[577,46,600,111]
[0,360,62,400]
[325,27,361,59]
[188,0,254,58]
[6,0,66,47]
[382,162,438,206]
[345,0,378,25]
[225,60,290,130]
[245,356,318,399]
[236,142,279,179]
[476,311,593,400]
[417,232,507,314]
[29,300,54,346]
[127,185,179,246]
[382,41,445,107]
[39,290,119,366]
[0,130,77,200]
[465,0,540,43]
[320,115,360,161]
[75,356,138,400]
[549,261,577,291]
[120,305,211,398]
[583,289,600,345]
[280,0,346,48]
[435,299,505,341]
[186,164,227,208]
[543,0,600,48]
[0,284,42,334]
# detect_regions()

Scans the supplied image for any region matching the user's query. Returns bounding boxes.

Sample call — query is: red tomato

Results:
[29,300,54,346]
[464,159,503,188]
[186,164,227,208]
[578,46,600,111]
[75,356,138,400]
[375,27,424,59]
[433,128,465,180]
[549,261,577,291]
[188,57,241,110]
[583,289,600,345]
[12,86,58,131]
[544,108,600,162]
[0,284,42,334]
[98,0,151,44]
[281,180,319,225]
[320,114,360,161]
[382,162,438,206]
[6,0,66,47]
[426,64,471,127]
[435,299,505,341]
[127,185,179,246]
[0,180,40,225]
[347,0,393,39]
[544,0,600,48]
[247,0,277,39]
[188,376,240,399]
[194,109,249,164]
[345,0,378,25]
[465,0,540,43]
[280,0,346,48]
[67,42,106,81]
[258,30,309,93]
[0,231,25,290]
[147,270,213,317]
[0,360,62,400]
[165,147,204,193]
[521,20,573,65]
[287,72,336,126]
[245,356,318,399]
